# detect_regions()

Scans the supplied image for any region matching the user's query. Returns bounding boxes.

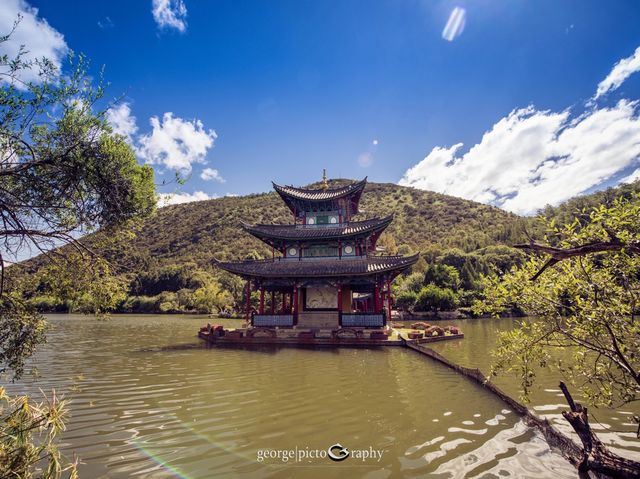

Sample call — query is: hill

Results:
[15,178,640,314]
[101,179,526,272]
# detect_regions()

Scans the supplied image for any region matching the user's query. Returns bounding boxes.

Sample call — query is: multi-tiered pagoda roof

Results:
[240,214,394,249]
[215,176,418,329]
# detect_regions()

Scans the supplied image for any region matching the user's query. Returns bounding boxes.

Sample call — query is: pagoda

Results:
[215,174,419,331]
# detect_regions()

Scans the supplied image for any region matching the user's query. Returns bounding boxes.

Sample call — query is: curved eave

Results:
[213,253,420,279]
[241,215,393,244]
[272,177,367,202]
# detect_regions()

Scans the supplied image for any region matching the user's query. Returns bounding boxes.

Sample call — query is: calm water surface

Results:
[4,315,638,478]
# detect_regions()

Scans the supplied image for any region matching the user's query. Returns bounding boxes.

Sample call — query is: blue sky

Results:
[3,0,640,213]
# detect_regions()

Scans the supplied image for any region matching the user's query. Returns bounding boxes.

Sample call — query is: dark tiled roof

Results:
[272,178,367,202]
[214,254,420,278]
[242,215,393,241]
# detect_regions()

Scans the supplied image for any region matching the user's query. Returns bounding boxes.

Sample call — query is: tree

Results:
[395,290,418,311]
[0,25,156,478]
[478,195,640,475]
[479,195,640,406]
[396,272,425,294]
[415,284,457,312]
[424,263,461,291]
[193,280,234,314]
[1,41,155,372]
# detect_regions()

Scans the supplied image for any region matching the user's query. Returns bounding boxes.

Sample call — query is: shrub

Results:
[28,295,67,313]
[423,264,461,291]
[415,285,458,312]
[395,290,418,311]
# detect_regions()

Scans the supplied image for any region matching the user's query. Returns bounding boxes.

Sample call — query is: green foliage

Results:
[395,272,425,294]
[0,26,157,478]
[424,264,461,291]
[395,290,418,311]
[0,294,47,379]
[27,295,67,313]
[415,284,458,312]
[0,388,77,479]
[33,179,524,281]
[478,194,640,406]
[192,281,234,314]
[37,254,126,317]
[131,264,211,296]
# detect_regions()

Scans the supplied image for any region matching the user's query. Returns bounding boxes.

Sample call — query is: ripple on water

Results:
[4,315,614,478]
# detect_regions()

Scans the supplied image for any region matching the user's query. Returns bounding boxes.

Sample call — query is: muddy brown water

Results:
[4,315,638,478]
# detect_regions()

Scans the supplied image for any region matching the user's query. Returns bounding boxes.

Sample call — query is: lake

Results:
[4,315,639,478]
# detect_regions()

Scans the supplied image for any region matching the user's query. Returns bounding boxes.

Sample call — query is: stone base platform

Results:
[198,326,463,348]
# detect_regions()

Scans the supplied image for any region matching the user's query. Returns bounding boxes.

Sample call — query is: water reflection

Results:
[2,315,624,478]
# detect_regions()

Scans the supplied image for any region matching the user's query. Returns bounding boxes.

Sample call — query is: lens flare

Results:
[442,7,466,42]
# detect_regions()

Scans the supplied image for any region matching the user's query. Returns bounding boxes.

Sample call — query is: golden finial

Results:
[322,169,328,189]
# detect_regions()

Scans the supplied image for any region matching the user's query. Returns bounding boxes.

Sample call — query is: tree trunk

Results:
[404,341,640,479]
[559,382,640,479]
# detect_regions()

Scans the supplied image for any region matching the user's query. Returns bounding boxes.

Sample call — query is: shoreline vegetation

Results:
[15,179,640,320]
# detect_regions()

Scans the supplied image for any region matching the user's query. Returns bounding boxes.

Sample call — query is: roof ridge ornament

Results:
[322,168,328,189]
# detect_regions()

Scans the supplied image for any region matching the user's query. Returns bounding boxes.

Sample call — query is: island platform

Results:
[198,324,463,347]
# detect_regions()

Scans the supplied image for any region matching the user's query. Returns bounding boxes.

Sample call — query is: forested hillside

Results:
[15,178,640,315]
[102,179,526,272]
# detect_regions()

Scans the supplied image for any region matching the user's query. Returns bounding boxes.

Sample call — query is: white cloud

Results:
[400,100,640,215]
[372,139,379,146]
[595,46,640,100]
[200,167,225,182]
[152,0,187,32]
[106,103,138,143]
[358,152,373,168]
[621,168,640,184]
[0,0,67,86]
[158,190,215,207]
[137,112,217,174]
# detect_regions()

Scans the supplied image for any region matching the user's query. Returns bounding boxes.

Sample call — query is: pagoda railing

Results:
[251,313,296,327]
[230,254,408,264]
[339,312,386,328]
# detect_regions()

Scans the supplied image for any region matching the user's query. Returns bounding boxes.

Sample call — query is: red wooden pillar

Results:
[270,291,275,314]
[259,287,265,314]
[245,279,251,320]
[338,240,342,259]
[293,285,298,315]
[386,279,392,320]
[374,283,380,313]
[337,284,343,325]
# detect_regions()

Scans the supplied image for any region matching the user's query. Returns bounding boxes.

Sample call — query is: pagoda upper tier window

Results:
[303,245,339,258]
[305,212,340,225]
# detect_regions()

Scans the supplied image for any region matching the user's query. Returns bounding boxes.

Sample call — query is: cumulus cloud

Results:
[106,103,138,143]
[400,100,640,215]
[200,167,225,182]
[621,167,640,184]
[137,112,217,174]
[595,46,640,100]
[152,0,187,32]
[0,0,68,86]
[158,190,215,207]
